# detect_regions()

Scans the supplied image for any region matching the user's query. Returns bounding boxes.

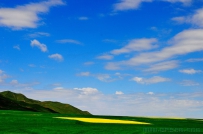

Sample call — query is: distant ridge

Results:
[0,90,91,115]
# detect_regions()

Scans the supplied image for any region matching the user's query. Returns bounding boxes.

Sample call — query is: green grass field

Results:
[0,110,202,134]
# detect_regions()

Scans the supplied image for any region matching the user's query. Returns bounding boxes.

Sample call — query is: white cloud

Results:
[180,80,199,86]
[10,89,203,118]
[30,39,48,52]
[77,72,90,76]
[96,74,112,82]
[110,38,157,55]
[171,16,187,24]
[0,70,3,74]
[132,76,170,84]
[96,54,114,60]
[29,32,50,38]
[9,79,39,87]
[186,58,203,62]
[74,87,99,95]
[144,60,179,72]
[78,17,89,20]
[84,62,94,66]
[163,0,192,5]
[105,29,203,70]
[56,39,82,45]
[113,0,191,12]
[10,80,19,85]
[28,64,36,67]
[147,92,154,95]
[113,0,152,11]
[13,45,20,50]
[179,69,202,74]
[172,7,203,27]
[116,91,124,95]
[53,87,64,90]
[48,53,64,62]
[0,0,64,29]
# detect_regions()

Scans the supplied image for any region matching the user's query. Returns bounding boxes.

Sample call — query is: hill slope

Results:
[0,91,91,115]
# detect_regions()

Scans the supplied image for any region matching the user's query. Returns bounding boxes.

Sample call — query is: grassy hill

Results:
[0,90,91,115]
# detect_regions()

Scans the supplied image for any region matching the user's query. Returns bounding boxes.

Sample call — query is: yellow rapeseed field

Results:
[54,117,151,124]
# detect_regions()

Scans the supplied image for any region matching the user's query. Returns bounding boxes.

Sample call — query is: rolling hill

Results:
[0,90,91,115]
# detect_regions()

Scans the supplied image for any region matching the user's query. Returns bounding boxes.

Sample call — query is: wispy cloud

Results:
[13,45,20,50]
[84,62,94,66]
[144,60,179,72]
[48,53,64,62]
[163,0,192,5]
[77,72,125,82]
[9,79,39,88]
[28,32,50,38]
[105,29,203,70]
[172,7,203,27]
[180,80,199,86]
[77,72,91,76]
[111,38,157,55]
[131,76,171,84]
[179,69,202,74]
[8,88,203,118]
[113,0,191,12]
[0,70,9,83]
[113,0,152,11]
[0,0,65,29]
[28,64,36,68]
[30,39,48,52]
[96,54,114,60]
[56,39,82,45]
[78,17,89,20]
[186,58,203,62]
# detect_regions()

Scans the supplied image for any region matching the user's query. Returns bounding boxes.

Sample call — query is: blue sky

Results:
[0,0,203,118]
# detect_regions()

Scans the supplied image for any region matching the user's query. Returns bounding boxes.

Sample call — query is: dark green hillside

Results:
[0,94,56,113]
[0,90,91,115]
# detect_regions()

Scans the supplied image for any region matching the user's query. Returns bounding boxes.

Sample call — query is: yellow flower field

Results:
[54,117,151,124]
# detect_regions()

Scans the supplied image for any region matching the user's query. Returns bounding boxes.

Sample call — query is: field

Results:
[0,110,202,134]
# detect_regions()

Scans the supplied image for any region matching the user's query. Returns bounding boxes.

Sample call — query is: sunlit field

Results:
[54,117,151,124]
[0,110,203,134]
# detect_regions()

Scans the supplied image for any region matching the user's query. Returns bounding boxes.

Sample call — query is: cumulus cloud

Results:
[179,69,202,74]
[110,38,157,55]
[0,0,64,29]
[48,53,63,61]
[56,39,82,45]
[105,29,203,70]
[30,39,48,52]
[132,76,171,84]
[115,91,124,95]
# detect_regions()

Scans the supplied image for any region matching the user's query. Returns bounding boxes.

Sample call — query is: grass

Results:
[0,110,202,134]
